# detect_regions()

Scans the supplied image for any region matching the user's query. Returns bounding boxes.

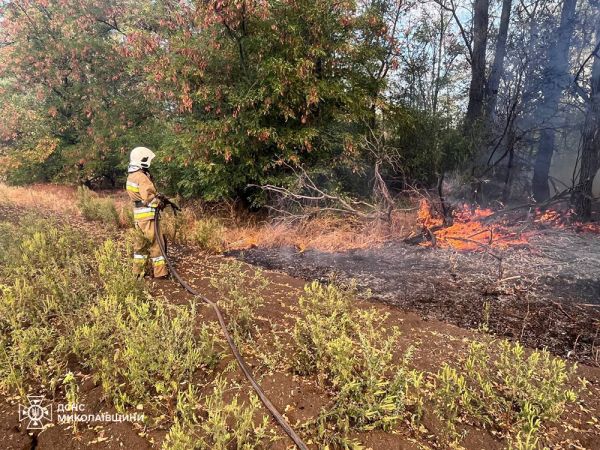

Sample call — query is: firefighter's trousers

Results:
[132,219,168,278]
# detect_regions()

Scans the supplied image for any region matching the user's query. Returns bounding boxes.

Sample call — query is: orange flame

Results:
[417,201,528,251]
[534,208,600,233]
[418,202,600,252]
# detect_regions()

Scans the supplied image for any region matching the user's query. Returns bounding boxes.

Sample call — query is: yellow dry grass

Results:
[0,182,419,252]
[225,209,419,253]
[0,182,79,214]
[0,182,134,226]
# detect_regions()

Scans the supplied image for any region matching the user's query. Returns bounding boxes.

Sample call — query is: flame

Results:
[417,201,528,251]
[417,202,600,252]
[534,208,600,233]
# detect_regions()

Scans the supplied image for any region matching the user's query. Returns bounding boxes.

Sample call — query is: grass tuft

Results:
[76,186,120,226]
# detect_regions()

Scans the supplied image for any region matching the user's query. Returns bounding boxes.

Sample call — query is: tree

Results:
[464,0,489,129]
[485,0,512,120]
[572,3,600,218]
[531,0,578,201]
[0,0,153,185]
[123,0,397,201]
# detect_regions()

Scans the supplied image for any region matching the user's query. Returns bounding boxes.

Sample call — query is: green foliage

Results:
[431,339,578,446]
[72,293,222,414]
[162,376,273,450]
[0,217,96,394]
[160,209,224,253]
[1,0,456,200]
[62,371,80,432]
[209,261,268,344]
[191,217,225,253]
[0,1,157,186]
[292,281,421,447]
[0,215,221,424]
[198,376,272,449]
[76,186,120,226]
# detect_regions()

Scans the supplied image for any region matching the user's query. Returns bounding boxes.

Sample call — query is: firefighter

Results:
[126,146,168,278]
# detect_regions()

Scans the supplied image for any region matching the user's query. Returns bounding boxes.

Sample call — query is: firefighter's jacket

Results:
[126,169,160,222]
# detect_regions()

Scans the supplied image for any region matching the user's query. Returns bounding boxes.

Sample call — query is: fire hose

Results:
[153,206,309,450]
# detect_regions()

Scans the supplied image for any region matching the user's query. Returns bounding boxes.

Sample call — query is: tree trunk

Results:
[573,14,600,219]
[531,0,577,201]
[485,0,512,120]
[465,0,490,129]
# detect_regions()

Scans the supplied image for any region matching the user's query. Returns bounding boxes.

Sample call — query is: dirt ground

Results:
[1,201,600,449]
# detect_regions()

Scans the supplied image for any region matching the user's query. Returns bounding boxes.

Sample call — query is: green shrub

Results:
[431,339,578,446]
[0,218,96,394]
[0,215,221,425]
[76,186,119,226]
[163,376,272,450]
[191,217,225,253]
[292,281,421,447]
[71,294,222,415]
[209,261,268,344]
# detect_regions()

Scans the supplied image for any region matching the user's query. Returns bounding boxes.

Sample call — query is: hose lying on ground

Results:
[154,209,309,450]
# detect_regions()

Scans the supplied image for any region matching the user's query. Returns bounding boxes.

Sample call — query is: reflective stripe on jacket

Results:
[126,181,140,193]
[133,207,156,221]
[126,170,159,222]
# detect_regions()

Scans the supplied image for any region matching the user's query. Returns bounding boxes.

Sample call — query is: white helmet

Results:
[129,146,156,168]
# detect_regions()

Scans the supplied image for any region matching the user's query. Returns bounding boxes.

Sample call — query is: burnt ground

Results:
[229,228,600,367]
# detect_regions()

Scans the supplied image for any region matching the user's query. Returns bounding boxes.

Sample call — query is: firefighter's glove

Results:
[148,197,162,209]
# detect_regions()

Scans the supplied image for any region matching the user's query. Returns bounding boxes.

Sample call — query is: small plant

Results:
[71,296,222,415]
[198,376,272,449]
[479,301,491,333]
[0,217,96,395]
[163,376,273,450]
[62,371,80,432]
[76,186,119,226]
[292,281,421,447]
[430,338,578,447]
[192,217,225,253]
[210,261,268,344]
[162,384,201,450]
[0,215,221,428]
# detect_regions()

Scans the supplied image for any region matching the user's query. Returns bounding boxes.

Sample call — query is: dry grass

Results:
[225,209,419,252]
[0,182,79,214]
[0,182,419,252]
[0,182,133,227]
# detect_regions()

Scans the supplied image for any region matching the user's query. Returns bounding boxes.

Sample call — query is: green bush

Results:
[292,281,421,447]
[0,215,221,425]
[191,217,225,253]
[162,376,273,450]
[71,294,221,415]
[431,339,578,447]
[209,261,268,344]
[76,186,119,226]
[0,217,97,394]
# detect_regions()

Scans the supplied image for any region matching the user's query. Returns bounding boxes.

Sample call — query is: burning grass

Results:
[535,207,600,233]
[416,199,600,252]
[3,182,598,255]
